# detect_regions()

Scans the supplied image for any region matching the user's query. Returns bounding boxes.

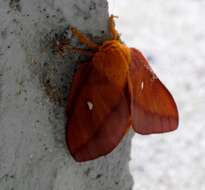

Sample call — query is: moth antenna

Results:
[109,15,121,41]
[68,26,98,49]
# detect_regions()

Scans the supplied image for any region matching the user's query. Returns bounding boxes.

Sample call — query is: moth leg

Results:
[108,15,121,41]
[69,26,98,49]
[55,38,94,57]
[68,47,94,56]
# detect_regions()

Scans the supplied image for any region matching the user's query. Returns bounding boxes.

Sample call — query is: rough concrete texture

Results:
[0,0,133,189]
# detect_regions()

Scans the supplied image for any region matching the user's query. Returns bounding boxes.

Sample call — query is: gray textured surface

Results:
[0,0,133,189]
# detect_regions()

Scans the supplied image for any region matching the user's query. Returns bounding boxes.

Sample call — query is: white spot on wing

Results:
[141,81,144,90]
[87,101,94,111]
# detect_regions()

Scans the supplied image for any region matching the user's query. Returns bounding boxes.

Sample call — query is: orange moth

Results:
[58,15,179,162]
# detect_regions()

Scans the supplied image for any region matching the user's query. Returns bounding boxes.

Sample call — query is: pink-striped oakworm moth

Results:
[60,15,179,162]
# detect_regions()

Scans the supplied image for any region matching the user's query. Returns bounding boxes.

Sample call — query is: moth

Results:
[57,15,179,162]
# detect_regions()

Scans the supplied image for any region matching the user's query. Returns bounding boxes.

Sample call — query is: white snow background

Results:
[108,0,205,190]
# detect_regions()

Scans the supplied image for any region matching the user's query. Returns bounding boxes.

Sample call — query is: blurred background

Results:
[108,0,205,190]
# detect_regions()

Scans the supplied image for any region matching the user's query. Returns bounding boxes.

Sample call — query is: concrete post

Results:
[0,0,133,189]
